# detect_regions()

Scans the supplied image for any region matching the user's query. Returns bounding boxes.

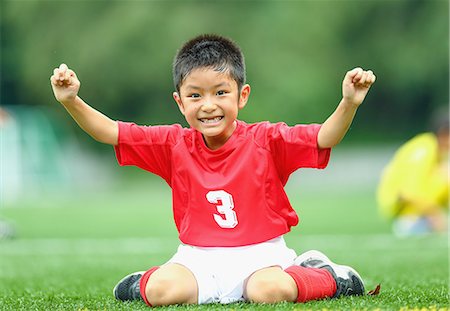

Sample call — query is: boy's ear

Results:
[173,92,185,115]
[238,84,251,109]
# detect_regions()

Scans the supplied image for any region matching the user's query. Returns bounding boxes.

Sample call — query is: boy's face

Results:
[173,67,250,150]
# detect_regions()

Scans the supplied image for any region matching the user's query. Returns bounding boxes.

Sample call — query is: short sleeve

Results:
[265,122,331,183]
[114,121,182,183]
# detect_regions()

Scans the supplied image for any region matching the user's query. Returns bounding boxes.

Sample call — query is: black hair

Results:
[173,34,246,93]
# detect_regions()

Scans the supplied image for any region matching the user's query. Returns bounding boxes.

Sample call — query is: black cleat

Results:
[295,250,365,298]
[113,271,145,301]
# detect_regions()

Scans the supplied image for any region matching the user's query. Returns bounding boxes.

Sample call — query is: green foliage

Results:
[1,0,448,142]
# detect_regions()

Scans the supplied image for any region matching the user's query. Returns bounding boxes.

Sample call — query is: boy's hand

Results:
[50,63,80,104]
[342,67,376,106]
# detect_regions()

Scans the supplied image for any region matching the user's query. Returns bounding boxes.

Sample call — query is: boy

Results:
[50,34,376,306]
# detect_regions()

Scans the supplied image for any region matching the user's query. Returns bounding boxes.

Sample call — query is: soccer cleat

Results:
[113,271,145,301]
[295,250,365,298]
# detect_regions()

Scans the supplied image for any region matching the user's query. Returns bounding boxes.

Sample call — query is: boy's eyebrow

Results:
[185,82,231,90]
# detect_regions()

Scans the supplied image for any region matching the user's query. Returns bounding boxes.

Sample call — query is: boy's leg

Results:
[245,265,336,303]
[144,263,198,306]
[245,250,364,304]
[284,265,337,302]
[244,266,298,303]
[113,263,198,306]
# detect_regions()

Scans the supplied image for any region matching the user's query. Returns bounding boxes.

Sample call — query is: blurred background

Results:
[0,0,448,237]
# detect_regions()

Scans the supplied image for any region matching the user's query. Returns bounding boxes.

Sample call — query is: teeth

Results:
[201,117,222,123]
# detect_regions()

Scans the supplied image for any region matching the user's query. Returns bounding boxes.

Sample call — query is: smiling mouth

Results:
[199,116,223,123]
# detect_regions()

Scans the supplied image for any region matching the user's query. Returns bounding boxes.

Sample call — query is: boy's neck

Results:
[202,120,238,150]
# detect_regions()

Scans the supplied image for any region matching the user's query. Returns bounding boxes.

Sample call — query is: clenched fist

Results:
[50,63,80,104]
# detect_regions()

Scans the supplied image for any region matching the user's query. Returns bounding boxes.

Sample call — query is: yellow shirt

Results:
[377,133,448,219]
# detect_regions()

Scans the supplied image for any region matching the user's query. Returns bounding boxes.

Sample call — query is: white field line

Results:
[0,237,178,255]
[0,234,447,255]
[293,233,448,251]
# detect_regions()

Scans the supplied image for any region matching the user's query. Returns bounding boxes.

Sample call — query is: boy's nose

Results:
[201,101,217,112]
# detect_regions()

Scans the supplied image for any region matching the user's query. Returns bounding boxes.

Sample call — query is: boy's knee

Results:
[144,264,198,306]
[145,277,174,306]
[245,268,297,303]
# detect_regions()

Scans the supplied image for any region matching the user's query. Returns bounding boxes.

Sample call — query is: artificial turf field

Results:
[1,178,448,311]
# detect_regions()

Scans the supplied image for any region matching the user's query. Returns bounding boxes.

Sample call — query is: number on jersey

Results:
[206,190,238,228]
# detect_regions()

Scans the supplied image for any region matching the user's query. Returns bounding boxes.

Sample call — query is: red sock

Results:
[139,266,160,306]
[285,265,336,303]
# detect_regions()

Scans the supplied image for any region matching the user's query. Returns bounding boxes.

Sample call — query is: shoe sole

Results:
[112,271,146,300]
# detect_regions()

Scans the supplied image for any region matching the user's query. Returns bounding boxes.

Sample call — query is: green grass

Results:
[1,179,448,310]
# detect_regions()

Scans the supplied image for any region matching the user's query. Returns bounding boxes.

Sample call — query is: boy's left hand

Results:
[342,67,376,106]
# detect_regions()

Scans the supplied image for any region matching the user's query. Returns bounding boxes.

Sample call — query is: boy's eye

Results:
[189,93,200,98]
[216,90,227,96]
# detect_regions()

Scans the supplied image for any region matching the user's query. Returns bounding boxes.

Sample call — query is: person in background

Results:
[377,110,449,237]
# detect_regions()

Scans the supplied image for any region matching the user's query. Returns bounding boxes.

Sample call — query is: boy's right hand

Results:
[50,63,80,104]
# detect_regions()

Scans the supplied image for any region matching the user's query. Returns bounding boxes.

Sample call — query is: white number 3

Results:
[206,190,238,228]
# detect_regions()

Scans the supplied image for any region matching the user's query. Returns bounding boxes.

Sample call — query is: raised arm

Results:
[317,67,376,149]
[50,64,118,145]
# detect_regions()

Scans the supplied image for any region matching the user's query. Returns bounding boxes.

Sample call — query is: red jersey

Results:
[115,120,330,247]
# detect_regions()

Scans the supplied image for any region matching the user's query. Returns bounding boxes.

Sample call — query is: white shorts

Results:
[165,236,297,304]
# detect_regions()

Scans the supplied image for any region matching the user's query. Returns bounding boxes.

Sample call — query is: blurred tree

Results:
[337,0,449,141]
[1,0,448,146]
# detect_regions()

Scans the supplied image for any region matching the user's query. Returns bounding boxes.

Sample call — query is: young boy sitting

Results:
[50,34,376,306]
